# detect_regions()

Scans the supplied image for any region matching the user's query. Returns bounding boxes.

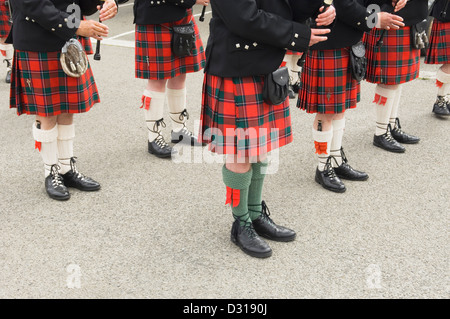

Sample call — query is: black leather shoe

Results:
[288,86,295,99]
[230,219,272,258]
[252,201,296,242]
[5,69,11,84]
[148,136,174,158]
[432,96,450,117]
[292,80,301,94]
[171,127,205,146]
[390,118,420,144]
[373,125,405,153]
[61,157,100,191]
[45,165,70,201]
[315,156,346,193]
[332,148,369,181]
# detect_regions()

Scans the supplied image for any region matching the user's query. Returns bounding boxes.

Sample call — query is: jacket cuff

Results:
[285,23,311,53]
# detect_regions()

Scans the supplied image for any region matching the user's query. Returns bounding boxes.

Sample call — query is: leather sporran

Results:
[262,66,289,105]
[349,41,367,82]
[411,21,429,50]
[172,22,196,57]
[60,39,88,78]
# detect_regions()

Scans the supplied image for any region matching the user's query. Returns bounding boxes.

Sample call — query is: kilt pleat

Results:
[425,20,450,65]
[297,48,360,114]
[0,1,11,37]
[135,9,205,80]
[363,26,420,85]
[199,74,293,158]
[10,50,100,116]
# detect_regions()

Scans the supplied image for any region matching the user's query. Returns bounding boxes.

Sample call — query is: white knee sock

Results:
[142,90,166,142]
[330,118,346,167]
[167,87,187,133]
[57,124,75,174]
[388,86,402,129]
[312,128,333,171]
[374,86,398,136]
[33,122,59,177]
[436,68,450,97]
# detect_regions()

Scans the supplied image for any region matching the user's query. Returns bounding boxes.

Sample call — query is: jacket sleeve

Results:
[79,0,103,16]
[337,0,374,32]
[12,0,78,41]
[211,0,311,52]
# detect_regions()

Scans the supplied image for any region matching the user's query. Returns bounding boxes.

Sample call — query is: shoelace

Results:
[384,124,397,143]
[260,201,275,225]
[49,164,64,187]
[147,119,170,149]
[323,156,339,179]
[437,96,450,107]
[69,157,87,180]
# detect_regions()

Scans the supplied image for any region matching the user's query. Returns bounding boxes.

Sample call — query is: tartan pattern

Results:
[10,50,100,117]
[199,74,293,158]
[79,36,94,55]
[297,48,360,114]
[285,50,302,56]
[135,9,205,80]
[363,27,420,85]
[425,20,450,65]
[0,1,11,37]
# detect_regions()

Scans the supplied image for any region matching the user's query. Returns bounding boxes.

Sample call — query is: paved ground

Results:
[0,3,448,299]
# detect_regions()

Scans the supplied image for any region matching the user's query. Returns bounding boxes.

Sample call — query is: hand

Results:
[309,28,330,46]
[75,19,109,41]
[315,5,336,27]
[196,0,209,6]
[377,12,404,30]
[98,0,118,22]
[392,0,407,12]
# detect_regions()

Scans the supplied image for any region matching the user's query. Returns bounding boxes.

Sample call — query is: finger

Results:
[311,28,331,35]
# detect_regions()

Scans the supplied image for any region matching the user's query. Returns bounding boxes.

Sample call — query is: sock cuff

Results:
[57,123,75,140]
[143,90,166,100]
[436,68,450,84]
[374,86,398,99]
[166,87,186,97]
[222,165,253,190]
[332,118,346,131]
[33,123,58,143]
[251,160,268,178]
[312,128,333,142]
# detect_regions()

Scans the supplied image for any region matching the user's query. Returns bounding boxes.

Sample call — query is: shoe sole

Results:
[230,236,272,258]
[47,193,70,201]
[315,175,346,193]
[148,150,173,158]
[335,174,369,182]
[64,184,101,192]
[258,233,296,242]
[372,142,405,153]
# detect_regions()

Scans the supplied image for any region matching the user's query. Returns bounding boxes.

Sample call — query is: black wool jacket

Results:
[133,0,196,25]
[431,0,450,22]
[7,0,104,52]
[205,0,312,78]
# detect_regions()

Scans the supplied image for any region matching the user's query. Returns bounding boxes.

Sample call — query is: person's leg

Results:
[389,85,420,144]
[143,79,173,158]
[224,156,272,258]
[57,113,100,191]
[330,113,368,181]
[372,84,405,153]
[33,115,70,200]
[167,74,203,146]
[0,38,13,83]
[432,64,450,116]
[313,114,346,193]
[248,156,296,242]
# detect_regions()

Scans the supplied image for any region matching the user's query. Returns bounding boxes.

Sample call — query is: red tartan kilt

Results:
[10,50,100,117]
[135,9,205,80]
[79,36,94,55]
[425,20,450,64]
[363,26,421,85]
[297,48,360,114]
[0,1,11,37]
[199,73,293,158]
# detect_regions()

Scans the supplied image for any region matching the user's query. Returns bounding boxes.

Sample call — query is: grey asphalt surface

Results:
[0,4,448,299]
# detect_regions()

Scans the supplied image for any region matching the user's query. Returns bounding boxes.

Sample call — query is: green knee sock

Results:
[248,161,268,221]
[222,165,253,226]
